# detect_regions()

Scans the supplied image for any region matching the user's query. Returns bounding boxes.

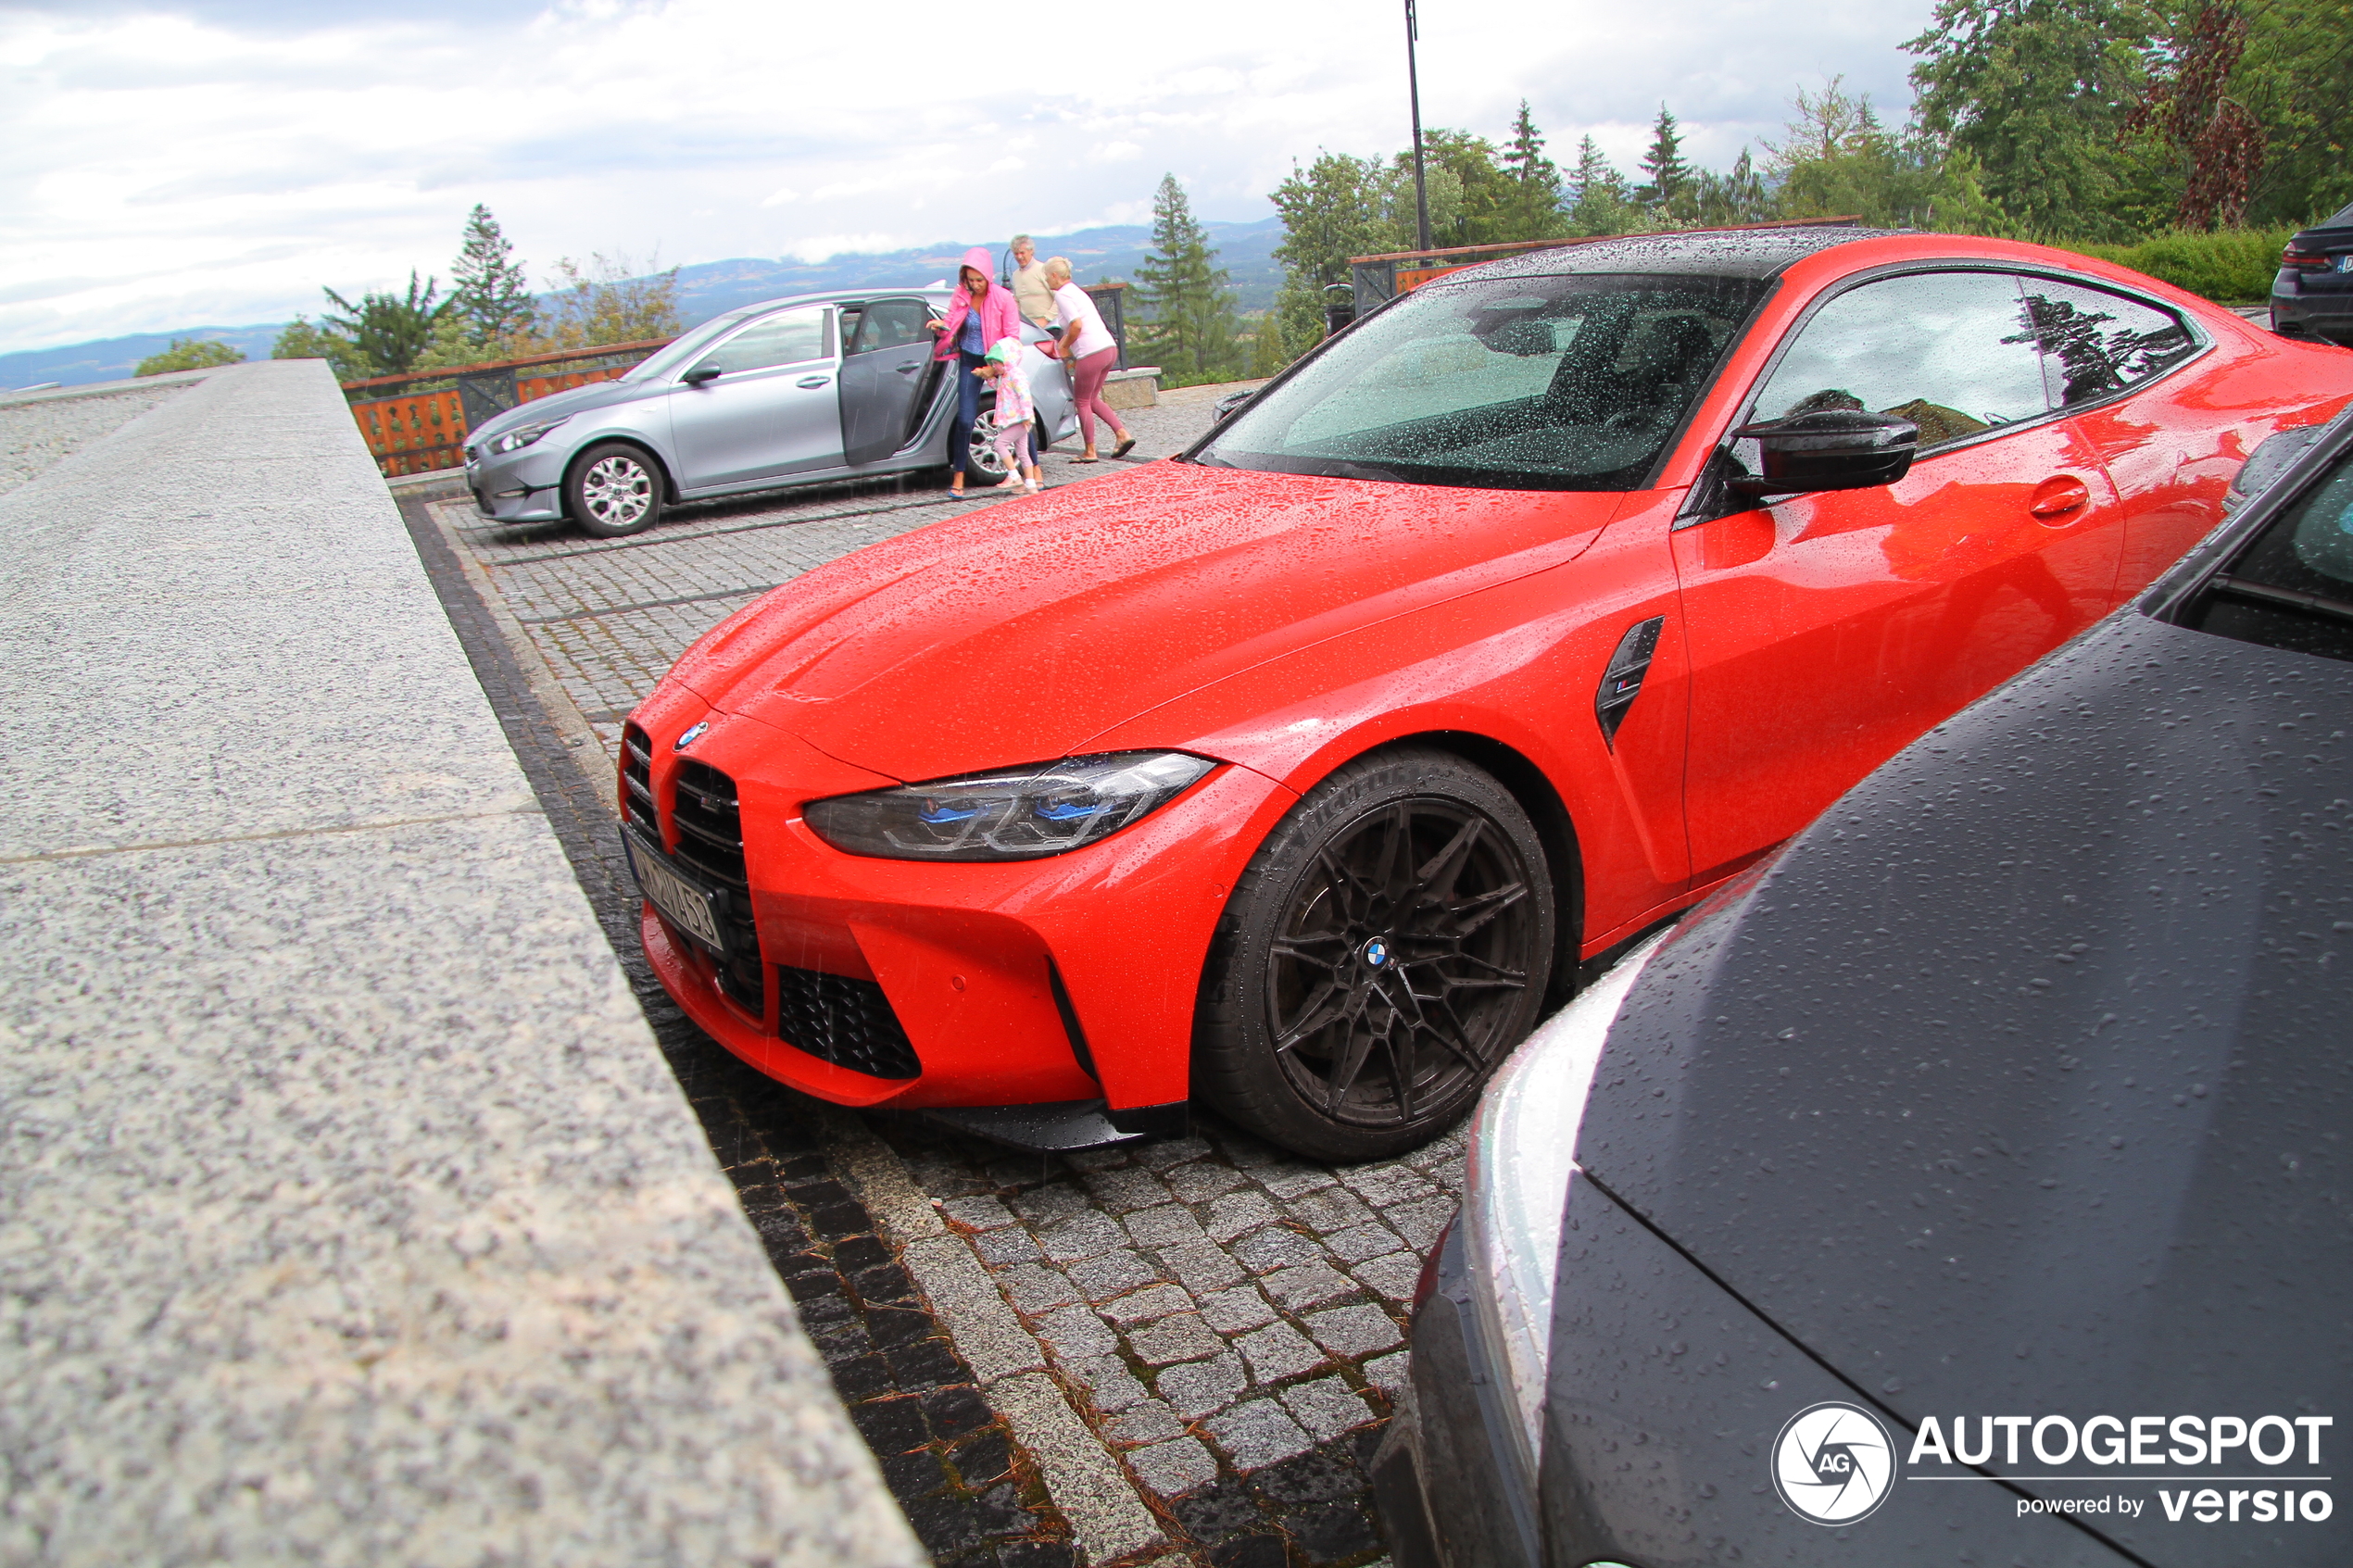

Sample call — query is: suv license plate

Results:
[623,829,728,955]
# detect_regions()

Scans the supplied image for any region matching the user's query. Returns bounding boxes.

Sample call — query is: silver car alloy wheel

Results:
[581,453,653,528]
[966,418,1013,483]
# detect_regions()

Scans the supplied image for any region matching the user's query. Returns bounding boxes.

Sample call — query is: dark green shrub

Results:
[133,338,245,376]
[2059,228,2293,303]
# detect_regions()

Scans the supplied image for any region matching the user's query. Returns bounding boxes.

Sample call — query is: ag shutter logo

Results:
[1773,1402,1898,1524]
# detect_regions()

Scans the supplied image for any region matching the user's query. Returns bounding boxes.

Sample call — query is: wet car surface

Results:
[1376,407,2353,1568]
[404,401,1474,1563]
[617,227,2353,1164]
[2272,198,2353,347]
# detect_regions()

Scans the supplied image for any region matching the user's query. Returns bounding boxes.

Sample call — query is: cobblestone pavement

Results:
[409,378,1466,1568]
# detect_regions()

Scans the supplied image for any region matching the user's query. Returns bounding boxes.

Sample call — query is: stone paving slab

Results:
[416,378,1442,1567]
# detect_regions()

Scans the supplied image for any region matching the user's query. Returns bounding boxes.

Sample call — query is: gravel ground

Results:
[409,376,1457,1568]
[0,380,193,495]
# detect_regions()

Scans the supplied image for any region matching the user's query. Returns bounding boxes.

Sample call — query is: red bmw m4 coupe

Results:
[621,228,2353,1160]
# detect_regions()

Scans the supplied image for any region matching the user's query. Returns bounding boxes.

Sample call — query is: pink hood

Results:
[933,245,1024,360]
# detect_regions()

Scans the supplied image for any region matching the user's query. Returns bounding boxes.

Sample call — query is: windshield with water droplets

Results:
[1193,271,1770,491]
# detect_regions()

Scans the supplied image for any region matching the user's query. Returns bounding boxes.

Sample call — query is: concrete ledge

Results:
[1102,366,1161,411]
[0,368,222,497]
[0,360,921,1566]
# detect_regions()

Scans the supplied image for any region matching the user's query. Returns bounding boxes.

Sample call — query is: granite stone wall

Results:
[0,361,923,1568]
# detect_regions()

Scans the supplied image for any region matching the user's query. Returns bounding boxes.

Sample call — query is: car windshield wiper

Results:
[2208,573,2353,625]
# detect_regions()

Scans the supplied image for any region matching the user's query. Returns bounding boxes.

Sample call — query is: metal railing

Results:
[1083,282,1131,371]
[342,338,673,478]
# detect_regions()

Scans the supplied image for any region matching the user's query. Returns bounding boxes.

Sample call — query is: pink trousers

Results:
[1071,345,1126,448]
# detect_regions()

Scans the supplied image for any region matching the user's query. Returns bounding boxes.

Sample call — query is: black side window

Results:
[849,300,931,356]
[2016,279,2196,408]
[2183,445,2353,664]
[1748,270,2050,451]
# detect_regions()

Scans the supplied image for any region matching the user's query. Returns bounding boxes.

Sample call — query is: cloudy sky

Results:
[0,0,1936,354]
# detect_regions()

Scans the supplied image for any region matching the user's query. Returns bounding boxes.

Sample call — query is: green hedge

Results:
[2057,227,2293,304]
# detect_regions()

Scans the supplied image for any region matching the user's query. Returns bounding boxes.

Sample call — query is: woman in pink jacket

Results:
[928,246,1026,495]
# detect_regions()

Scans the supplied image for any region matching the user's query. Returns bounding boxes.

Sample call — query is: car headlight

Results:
[1462,926,1671,1477]
[486,415,570,456]
[802,751,1215,861]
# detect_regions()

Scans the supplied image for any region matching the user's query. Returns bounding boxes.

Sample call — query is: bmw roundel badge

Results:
[1363,937,1390,969]
[673,721,710,752]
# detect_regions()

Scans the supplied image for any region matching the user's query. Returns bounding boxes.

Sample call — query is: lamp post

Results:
[1404,0,1430,253]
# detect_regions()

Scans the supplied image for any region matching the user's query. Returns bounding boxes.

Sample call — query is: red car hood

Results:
[670,461,1618,781]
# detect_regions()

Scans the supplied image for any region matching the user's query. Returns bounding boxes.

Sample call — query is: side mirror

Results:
[1213,389,1253,423]
[683,365,723,386]
[2223,425,2321,515]
[1726,408,1918,498]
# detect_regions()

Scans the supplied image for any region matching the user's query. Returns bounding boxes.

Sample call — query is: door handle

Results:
[2029,475,2091,520]
[894,363,919,374]
[797,375,831,389]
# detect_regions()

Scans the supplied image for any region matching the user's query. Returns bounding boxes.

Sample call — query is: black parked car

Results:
[2272,201,2353,347]
[1373,406,2353,1567]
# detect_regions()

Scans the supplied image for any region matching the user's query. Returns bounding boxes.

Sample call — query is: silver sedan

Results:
[462,288,1080,536]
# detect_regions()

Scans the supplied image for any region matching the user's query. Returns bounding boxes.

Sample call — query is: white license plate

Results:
[623,829,727,953]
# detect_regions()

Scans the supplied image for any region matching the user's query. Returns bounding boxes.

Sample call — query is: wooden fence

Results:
[343,338,673,478]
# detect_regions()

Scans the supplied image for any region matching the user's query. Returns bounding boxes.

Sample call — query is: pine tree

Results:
[1500,101,1566,238]
[1566,136,1641,235]
[1132,174,1241,387]
[1565,136,1609,207]
[1692,148,1775,224]
[1248,309,1290,379]
[1638,105,1693,216]
[449,205,535,346]
[320,272,454,378]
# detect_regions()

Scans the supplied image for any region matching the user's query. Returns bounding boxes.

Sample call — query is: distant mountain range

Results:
[1,216,1288,391]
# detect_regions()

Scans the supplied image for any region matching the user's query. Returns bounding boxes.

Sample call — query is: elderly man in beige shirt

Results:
[1009,234,1056,328]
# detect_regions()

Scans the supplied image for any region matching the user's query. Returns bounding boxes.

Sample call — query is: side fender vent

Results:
[1594,617,1667,749]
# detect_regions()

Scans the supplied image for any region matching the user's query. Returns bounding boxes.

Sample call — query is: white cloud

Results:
[0,0,1935,353]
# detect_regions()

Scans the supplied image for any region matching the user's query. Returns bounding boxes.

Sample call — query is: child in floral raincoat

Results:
[978,336,1043,494]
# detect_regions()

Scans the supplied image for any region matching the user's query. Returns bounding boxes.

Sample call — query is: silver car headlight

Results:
[802,752,1214,861]
[1462,926,1671,1477]
[486,415,571,456]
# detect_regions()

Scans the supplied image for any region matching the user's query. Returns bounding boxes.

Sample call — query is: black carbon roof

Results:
[1458,226,1902,282]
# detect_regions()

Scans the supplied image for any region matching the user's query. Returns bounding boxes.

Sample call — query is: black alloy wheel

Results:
[566,441,665,538]
[1195,748,1556,1161]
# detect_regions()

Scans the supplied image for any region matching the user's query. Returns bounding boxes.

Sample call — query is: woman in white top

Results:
[1045,257,1135,461]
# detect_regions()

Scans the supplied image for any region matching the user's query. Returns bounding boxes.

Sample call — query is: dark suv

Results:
[2272,200,2353,346]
